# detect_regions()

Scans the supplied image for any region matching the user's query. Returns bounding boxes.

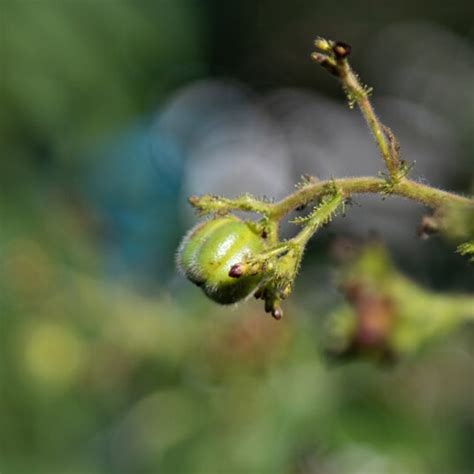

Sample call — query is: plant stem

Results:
[291,190,344,246]
[270,177,473,219]
[191,38,474,226]
[191,177,473,220]
[338,60,400,179]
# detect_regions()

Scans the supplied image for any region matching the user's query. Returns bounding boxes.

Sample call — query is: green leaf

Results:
[456,241,474,262]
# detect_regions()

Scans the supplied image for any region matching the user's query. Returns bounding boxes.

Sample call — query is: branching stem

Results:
[185,36,474,320]
[270,177,473,220]
[191,39,473,226]
[191,176,473,223]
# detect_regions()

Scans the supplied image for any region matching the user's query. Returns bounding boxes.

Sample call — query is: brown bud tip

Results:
[311,52,327,63]
[417,215,439,240]
[311,52,340,76]
[333,41,352,59]
[271,308,283,320]
[229,263,244,278]
[188,195,199,206]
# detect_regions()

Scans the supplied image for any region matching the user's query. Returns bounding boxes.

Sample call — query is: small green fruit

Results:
[177,216,265,304]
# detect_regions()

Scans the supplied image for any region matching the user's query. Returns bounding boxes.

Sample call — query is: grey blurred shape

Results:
[161,27,470,255]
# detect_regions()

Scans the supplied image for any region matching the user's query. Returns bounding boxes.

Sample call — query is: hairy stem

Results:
[338,60,400,179]
[191,177,473,221]
[191,38,473,227]
[270,177,473,219]
[291,190,344,246]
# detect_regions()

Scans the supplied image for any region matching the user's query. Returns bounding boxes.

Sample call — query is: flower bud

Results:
[177,216,265,304]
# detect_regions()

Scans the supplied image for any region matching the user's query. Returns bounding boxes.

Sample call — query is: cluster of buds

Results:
[177,214,304,320]
[177,216,265,305]
[311,37,352,77]
[178,187,343,320]
[228,243,301,320]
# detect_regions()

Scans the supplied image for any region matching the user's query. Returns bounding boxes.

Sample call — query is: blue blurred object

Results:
[84,119,185,285]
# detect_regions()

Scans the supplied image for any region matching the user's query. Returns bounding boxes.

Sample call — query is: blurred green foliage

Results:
[0,0,205,167]
[326,243,474,361]
[2,222,473,473]
[1,1,474,473]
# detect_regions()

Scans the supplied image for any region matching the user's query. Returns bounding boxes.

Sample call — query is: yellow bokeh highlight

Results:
[20,321,86,390]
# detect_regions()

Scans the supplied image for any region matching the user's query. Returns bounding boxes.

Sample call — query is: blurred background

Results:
[1,1,474,473]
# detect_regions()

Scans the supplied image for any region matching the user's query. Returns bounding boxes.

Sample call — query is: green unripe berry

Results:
[177,216,265,304]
